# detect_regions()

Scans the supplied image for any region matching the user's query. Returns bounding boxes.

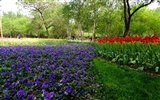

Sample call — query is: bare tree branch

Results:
[130,0,154,17]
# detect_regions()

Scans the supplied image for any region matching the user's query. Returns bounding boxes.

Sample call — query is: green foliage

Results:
[93,42,160,73]
[93,58,160,99]
[131,7,160,36]
[2,1,160,38]
[2,12,31,37]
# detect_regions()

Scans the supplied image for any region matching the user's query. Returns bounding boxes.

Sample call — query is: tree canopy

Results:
[1,0,160,39]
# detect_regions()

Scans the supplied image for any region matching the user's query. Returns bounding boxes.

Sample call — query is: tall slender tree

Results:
[87,0,102,41]
[62,3,72,40]
[102,0,120,37]
[69,0,87,41]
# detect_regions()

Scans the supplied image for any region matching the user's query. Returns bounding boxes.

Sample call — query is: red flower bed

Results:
[94,35,160,44]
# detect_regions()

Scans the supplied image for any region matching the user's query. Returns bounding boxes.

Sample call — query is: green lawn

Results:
[93,58,160,100]
[0,38,68,46]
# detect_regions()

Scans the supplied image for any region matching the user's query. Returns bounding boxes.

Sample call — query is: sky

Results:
[148,1,160,9]
[1,0,19,13]
[0,0,159,16]
[0,0,66,16]
[0,0,30,15]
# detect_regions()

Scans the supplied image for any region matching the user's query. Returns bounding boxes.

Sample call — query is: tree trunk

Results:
[81,30,84,42]
[92,20,96,42]
[37,8,50,38]
[66,20,71,40]
[0,18,4,46]
[67,26,71,40]
[107,23,111,37]
[104,21,111,37]
[45,27,49,38]
[78,22,81,40]
[104,24,107,37]
[80,23,83,42]
[123,18,130,37]
[123,0,131,37]
[104,7,111,37]
[123,28,129,37]
[123,0,154,37]
[78,22,83,41]
[37,25,41,38]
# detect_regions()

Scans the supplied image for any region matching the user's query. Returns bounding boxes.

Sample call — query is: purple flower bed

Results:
[0,44,97,100]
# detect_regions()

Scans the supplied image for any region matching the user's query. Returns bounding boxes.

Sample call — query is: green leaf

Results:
[137,67,144,71]
[0,67,11,71]
[112,58,117,62]
[129,60,136,64]
[155,67,159,73]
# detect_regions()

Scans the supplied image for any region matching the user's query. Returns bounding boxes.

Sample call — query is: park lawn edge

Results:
[92,58,160,100]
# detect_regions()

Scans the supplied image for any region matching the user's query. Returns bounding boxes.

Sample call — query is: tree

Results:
[2,12,30,37]
[101,0,121,37]
[123,0,154,37]
[130,7,160,36]
[18,0,57,38]
[69,0,87,41]
[87,0,102,41]
[62,3,72,40]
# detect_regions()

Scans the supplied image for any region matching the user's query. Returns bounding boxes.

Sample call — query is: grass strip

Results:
[0,38,68,46]
[93,58,160,100]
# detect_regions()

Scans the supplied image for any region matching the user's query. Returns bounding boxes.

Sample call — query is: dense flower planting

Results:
[0,44,97,100]
[95,35,160,43]
[93,42,160,73]
[94,35,160,73]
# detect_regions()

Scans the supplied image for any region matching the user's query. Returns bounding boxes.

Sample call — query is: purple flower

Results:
[42,83,49,89]
[49,92,56,98]
[27,95,34,100]
[72,89,77,94]
[35,81,42,87]
[60,79,66,83]
[11,89,17,94]
[80,90,85,94]
[42,90,56,100]
[15,89,27,97]
[26,80,32,86]
[64,91,68,95]
[48,65,56,69]
[64,85,73,93]
[25,66,30,71]
[50,72,55,80]
[74,81,82,85]
[11,82,16,87]
[3,90,10,99]
[1,44,97,99]
[91,88,95,92]
[4,94,10,99]
[95,83,100,87]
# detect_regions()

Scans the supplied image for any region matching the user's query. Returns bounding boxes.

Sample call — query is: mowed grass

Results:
[0,38,68,46]
[93,58,160,100]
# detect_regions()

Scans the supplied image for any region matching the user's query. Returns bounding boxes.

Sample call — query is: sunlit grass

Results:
[0,38,68,46]
[93,58,160,100]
